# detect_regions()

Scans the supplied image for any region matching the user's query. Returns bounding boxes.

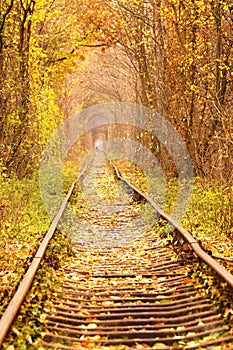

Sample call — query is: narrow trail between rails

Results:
[1,151,233,349]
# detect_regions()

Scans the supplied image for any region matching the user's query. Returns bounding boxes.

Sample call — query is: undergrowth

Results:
[0,171,50,317]
[0,167,74,349]
[116,159,233,258]
[182,179,233,258]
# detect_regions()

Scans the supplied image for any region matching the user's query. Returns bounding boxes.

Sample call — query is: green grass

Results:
[0,168,74,348]
[182,179,233,258]
[0,173,51,315]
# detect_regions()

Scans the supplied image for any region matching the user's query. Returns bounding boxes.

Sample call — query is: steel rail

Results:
[110,160,233,290]
[0,162,90,346]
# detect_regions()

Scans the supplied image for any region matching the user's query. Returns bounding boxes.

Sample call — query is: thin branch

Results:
[48,43,109,64]
[0,0,14,33]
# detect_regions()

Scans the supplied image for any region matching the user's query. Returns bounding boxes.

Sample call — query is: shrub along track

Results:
[1,151,233,349]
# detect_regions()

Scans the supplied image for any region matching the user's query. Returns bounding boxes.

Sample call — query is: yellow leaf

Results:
[12,327,20,336]
[87,323,97,329]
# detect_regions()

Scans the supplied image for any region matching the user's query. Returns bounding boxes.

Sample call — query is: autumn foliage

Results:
[105,0,233,181]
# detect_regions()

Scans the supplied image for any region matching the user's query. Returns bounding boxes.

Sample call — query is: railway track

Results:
[1,151,233,349]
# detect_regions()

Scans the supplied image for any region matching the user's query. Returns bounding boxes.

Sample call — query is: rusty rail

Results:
[110,160,233,290]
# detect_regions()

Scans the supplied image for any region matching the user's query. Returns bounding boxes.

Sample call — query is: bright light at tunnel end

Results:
[39,102,193,247]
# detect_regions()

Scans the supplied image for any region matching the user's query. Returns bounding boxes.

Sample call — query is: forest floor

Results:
[1,160,233,348]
